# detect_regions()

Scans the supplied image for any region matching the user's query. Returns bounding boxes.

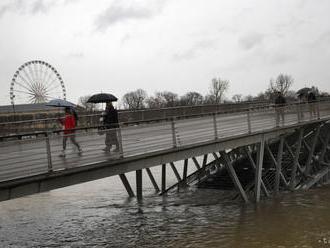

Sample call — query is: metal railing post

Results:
[317,101,320,119]
[213,113,218,139]
[45,132,53,172]
[247,109,252,133]
[296,104,301,123]
[117,126,124,158]
[171,118,177,148]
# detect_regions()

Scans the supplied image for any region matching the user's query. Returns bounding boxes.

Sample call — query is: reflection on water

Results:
[0,170,330,248]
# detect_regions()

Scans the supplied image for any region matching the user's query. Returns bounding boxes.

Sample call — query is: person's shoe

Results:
[59,150,66,157]
[113,147,120,152]
[102,147,110,153]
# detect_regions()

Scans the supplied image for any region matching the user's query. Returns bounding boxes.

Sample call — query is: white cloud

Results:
[1,0,330,106]
[94,0,167,31]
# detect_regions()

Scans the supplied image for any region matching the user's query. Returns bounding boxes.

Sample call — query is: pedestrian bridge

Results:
[1,101,330,203]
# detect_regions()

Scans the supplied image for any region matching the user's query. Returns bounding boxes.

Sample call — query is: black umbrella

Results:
[296,87,311,96]
[87,93,118,103]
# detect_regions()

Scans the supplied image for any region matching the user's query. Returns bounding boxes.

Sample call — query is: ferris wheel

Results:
[10,60,66,105]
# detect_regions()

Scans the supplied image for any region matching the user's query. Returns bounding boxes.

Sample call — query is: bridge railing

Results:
[1,100,330,183]
[0,100,293,137]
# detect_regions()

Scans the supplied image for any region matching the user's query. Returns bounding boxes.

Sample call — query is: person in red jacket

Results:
[58,107,82,157]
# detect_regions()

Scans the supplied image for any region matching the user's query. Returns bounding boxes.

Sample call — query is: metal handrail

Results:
[0,99,313,127]
[1,100,330,183]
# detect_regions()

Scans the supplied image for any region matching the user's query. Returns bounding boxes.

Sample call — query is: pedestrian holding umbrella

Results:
[46,99,82,157]
[87,93,121,154]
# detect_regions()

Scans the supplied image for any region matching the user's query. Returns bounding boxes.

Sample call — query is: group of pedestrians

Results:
[56,89,319,156]
[57,102,120,157]
[274,90,318,127]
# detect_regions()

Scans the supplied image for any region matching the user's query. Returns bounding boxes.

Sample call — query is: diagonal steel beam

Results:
[319,132,330,163]
[192,157,201,170]
[275,137,284,194]
[219,151,249,203]
[212,152,219,160]
[119,174,135,197]
[202,154,208,167]
[284,141,304,174]
[265,142,289,187]
[244,147,269,197]
[146,168,160,192]
[161,164,166,193]
[290,128,304,190]
[305,126,321,176]
[183,159,188,182]
[170,162,182,182]
[255,136,265,203]
[303,139,311,152]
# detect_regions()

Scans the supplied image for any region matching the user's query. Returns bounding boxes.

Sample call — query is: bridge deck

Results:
[1,102,330,189]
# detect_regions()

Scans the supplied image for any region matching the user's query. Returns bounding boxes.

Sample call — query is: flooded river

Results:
[0,168,330,248]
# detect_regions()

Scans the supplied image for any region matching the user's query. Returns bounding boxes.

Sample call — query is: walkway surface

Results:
[1,103,330,183]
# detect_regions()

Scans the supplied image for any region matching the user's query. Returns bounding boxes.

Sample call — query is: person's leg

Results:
[63,135,67,150]
[60,135,68,156]
[103,131,112,152]
[281,110,285,126]
[275,109,280,127]
[70,135,81,152]
[309,104,313,119]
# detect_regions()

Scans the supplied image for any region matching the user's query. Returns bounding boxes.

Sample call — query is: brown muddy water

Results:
[0,168,330,248]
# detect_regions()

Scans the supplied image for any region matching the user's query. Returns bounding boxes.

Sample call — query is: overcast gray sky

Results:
[1,0,330,106]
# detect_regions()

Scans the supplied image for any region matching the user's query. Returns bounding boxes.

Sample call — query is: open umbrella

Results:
[87,93,118,103]
[296,87,311,96]
[46,99,76,108]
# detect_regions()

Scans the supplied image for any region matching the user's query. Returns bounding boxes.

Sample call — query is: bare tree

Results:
[160,91,179,107]
[122,89,147,109]
[232,94,242,103]
[146,91,179,108]
[180,92,204,106]
[269,74,293,96]
[209,77,229,103]
[78,95,99,111]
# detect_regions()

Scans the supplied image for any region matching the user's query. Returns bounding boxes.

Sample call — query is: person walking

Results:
[274,91,286,127]
[58,107,82,157]
[102,102,120,153]
[307,91,317,119]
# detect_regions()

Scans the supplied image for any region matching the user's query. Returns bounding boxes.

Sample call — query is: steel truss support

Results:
[202,154,208,167]
[219,151,249,203]
[290,128,304,190]
[244,146,269,198]
[275,137,284,194]
[119,173,135,197]
[255,136,265,203]
[264,141,289,188]
[136,170,143,201]
[183,159,188,183]
[319,131,330,163]
[146,168,160,192]
[170,162,182,182]
[305,126,321,176]
[192,157,201,170]
[161,164,166,194]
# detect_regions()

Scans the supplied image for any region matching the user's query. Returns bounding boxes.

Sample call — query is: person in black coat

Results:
[274,91,286,127]
[103,102,120,152]
[307,91,317,119]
